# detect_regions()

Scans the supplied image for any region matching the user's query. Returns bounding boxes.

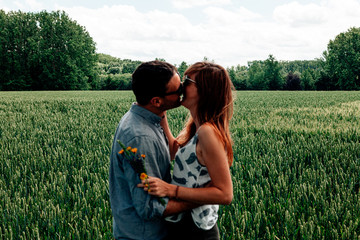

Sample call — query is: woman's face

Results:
[181,74,199,111]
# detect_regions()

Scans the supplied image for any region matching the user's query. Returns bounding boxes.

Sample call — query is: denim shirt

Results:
[109,104,171,240]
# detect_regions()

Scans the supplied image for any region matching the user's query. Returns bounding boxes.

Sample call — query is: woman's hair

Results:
[132,60,177,105]
[177,61,234,166]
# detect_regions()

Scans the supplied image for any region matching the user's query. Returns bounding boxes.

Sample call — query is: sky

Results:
[1,0,360,67]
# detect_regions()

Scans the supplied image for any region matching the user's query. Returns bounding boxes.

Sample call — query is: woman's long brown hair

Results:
[176,61,234,166]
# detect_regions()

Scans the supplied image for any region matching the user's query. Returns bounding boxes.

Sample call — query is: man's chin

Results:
[164,101,181,111]
[173,101,182,108]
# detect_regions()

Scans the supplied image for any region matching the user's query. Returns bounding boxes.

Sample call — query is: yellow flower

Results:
[131,148,137,153]
[141,154,146,158]
[118,149,124,154]
[140,172,148,180]
[126,146,132,151]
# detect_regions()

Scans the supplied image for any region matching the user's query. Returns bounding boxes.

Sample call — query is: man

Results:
[109,60,192,240]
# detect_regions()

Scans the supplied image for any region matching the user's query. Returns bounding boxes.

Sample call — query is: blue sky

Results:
[1,0,360,67]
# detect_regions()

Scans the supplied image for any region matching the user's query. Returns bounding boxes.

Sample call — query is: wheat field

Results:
[1,91,359,239]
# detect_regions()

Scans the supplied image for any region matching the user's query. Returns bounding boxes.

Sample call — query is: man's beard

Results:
[160,98,181,111]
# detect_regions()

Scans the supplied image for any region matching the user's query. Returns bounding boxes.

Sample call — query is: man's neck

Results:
[136,102,165,117]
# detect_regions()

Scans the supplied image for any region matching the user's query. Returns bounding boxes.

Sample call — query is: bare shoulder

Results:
[197,123,221,145]
[197,123,227,167]
[197,123,213,137]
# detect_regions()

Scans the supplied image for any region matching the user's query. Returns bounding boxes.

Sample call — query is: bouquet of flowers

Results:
[117,140,166,206]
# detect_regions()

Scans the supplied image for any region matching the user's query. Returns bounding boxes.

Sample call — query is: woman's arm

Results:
[160,112,178,160]
[139,124,233,205]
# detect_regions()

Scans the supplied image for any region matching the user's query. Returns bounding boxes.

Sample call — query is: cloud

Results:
[59,5,203,64]
[273,0,360,29]
[61,1,360,67]
[13,0,44,12]
[172,0,231,9]
[3,0,359,67]
[273,2,327,27]
[203,6,261,25]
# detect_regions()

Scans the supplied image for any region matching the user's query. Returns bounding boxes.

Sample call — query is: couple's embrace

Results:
[109,60,234,240]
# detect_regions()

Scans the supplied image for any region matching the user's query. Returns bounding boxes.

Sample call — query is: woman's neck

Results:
[190,111,201,130]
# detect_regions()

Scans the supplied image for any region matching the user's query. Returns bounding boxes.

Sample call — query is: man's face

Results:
[160,72,182,111]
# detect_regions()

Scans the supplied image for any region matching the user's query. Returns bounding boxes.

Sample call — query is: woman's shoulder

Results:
[197,123,219,142]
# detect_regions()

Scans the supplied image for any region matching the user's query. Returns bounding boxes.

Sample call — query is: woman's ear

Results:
[149,96,162,107]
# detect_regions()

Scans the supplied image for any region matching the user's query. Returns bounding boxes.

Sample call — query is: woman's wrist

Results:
[172,185,180,199]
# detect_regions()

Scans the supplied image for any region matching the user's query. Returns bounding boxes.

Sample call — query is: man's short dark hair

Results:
[132,60,177,105]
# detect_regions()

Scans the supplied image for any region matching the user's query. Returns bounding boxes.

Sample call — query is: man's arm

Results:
[163,199,200,217]
[120,137,168,220]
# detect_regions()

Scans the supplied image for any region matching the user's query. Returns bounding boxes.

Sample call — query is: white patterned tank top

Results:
[165,130,219,230]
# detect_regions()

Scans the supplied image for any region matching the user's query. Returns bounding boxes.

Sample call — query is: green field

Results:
[1,91,360,239]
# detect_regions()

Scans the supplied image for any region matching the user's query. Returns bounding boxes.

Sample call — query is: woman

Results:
[140,61,234,239]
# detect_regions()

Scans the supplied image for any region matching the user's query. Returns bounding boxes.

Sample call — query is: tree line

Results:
[227,27,360,91]
[1,10,359,91]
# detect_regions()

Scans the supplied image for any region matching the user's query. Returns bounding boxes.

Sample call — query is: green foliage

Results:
[281,60,323,76]
[1,91,360,239]
[264,55,283,90]
[323,27,360,90]
[285,72,302,90]
[247,61,266,90]
[99,73,132,90]
[94,54,141,90]
[177,61,189,79]
[0,10,97,91]
[228,58,324,91]
[0,11,38,90]
[227,65,248,90]
[301,70,316,90]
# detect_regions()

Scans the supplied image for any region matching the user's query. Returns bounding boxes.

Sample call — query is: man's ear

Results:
[149,96,162,107]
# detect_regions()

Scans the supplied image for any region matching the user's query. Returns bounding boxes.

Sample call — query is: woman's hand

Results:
[137,176,176,198]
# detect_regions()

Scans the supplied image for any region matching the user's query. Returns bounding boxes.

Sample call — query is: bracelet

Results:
[175,186,180,199]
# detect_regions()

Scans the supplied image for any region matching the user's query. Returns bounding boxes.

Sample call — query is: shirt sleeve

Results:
[120,136,169,220]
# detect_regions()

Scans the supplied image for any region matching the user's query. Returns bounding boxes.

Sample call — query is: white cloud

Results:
[172,0,231,9]
[59,5,203,64]
[203,6,261,25]
[13,0,44,11]
[273,0,360,30]
[271,0,360,62]
[0,0,9,11]
[2,0,359,67]
[60,1,360,67]
[273,2,327,27]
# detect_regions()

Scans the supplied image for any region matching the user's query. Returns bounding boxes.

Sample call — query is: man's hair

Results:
[132,60,177,105]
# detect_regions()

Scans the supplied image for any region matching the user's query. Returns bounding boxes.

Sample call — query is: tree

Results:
[227,67,237,88]
[0,10,97,90]
[227,65,248,90]
[121,59,141,74]
[323,27,360,90]
[247,61,265,90]
[177,61,188,79]
[35,11,97,90]
[264,54,283,90]
[285,72,301,90]
[0,11,38,90]
[301,70,316,90]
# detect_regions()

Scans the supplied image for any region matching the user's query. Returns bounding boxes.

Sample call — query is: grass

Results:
[1,91,360,239]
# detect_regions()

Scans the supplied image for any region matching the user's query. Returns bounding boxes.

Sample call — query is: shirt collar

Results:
[130,103,162,125]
